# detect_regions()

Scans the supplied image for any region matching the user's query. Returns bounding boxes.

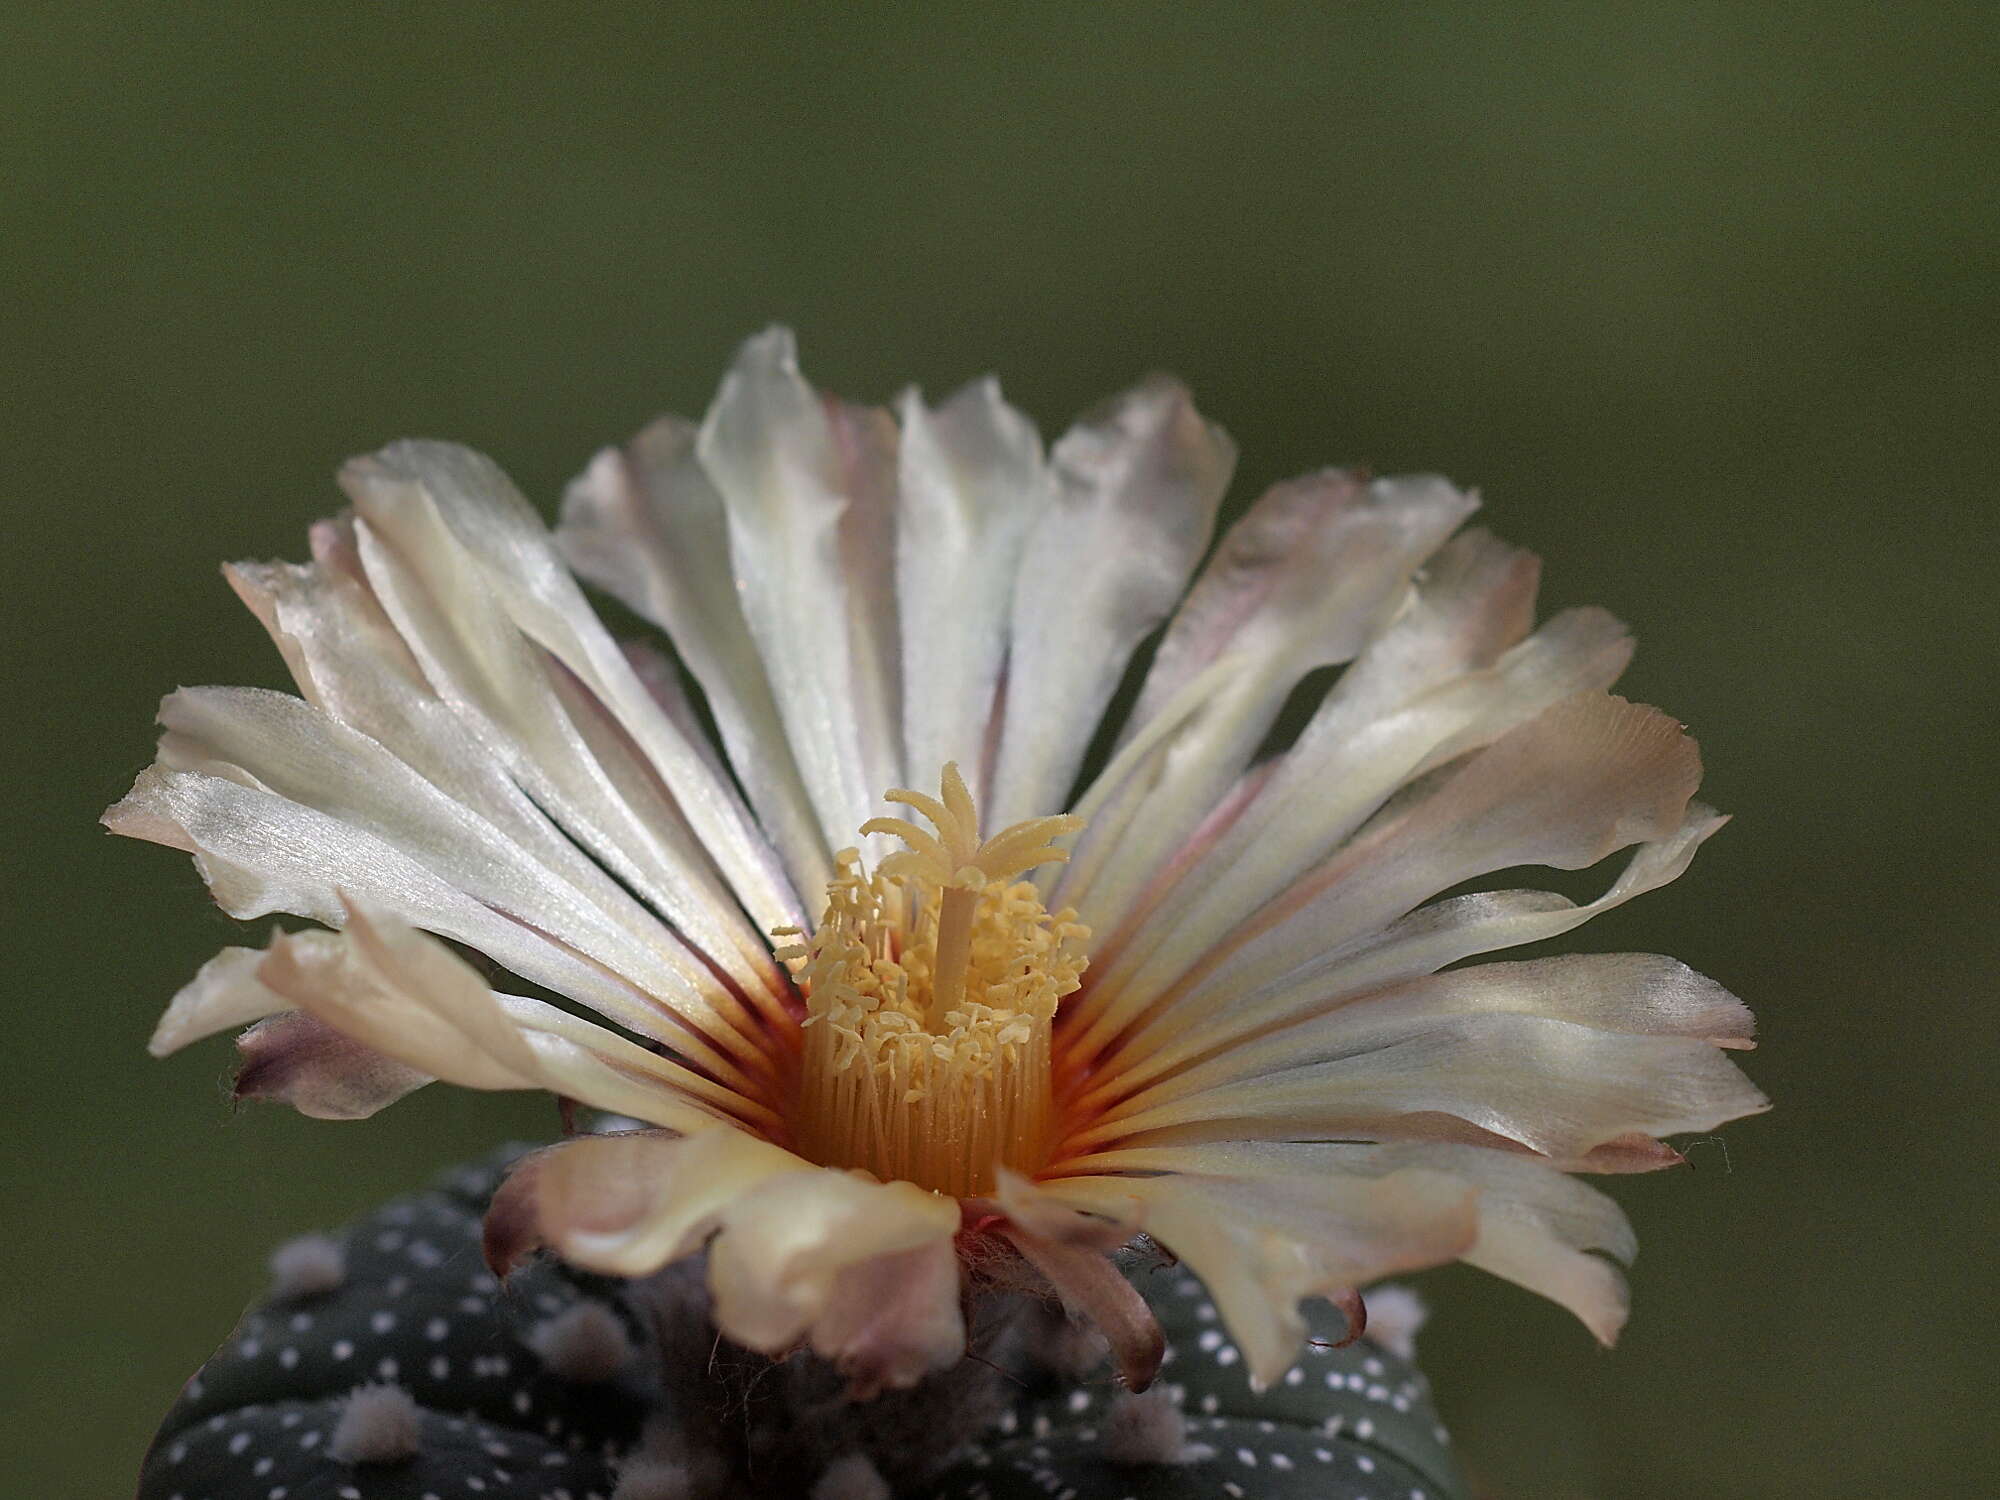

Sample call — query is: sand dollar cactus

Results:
[140,1151,1466,1499]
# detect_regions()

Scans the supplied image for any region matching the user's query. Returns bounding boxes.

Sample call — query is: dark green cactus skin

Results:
[143,1400,614,1500]
[139,1153,1467,1499]
[139,1150,637,1500]
[930,1270,1468,1499]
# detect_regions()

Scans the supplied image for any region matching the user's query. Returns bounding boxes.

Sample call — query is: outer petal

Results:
[1074,1140,1636,1345]
[986,376,1235,828]
[894,377,1050,801]
[154,685,764,1057]
[103,764,766,1095]
[696,328,904,857]
[1086,951,1754,1121]
[1194,692,1700,982]
[489,1127,807,1278]
[148,945,287,1056]
[225,527,604,884]
[352,438,806,929]
[230,531,800,1028]
[493,1130,966,1384]
[1058,472,1477,936]
[998,1223,1165,1392]
[1069,1013,1768,1160]
[1363,1145,1636,1345]
[249,902,753,1133]
[342,445,801,1006]
[807,1228,968,1397]
[1124,474,1474,730]
[1069,600,1631,1052]
[1079,806,1730,1101]
[991,1166,1135,1251]
[240,516,777,932]
[234,1011,433,1119]
[1037,1167,1479,1388]
[490,1126,967,1373]
[559,415,833,900]
[1066,691,1694,1067]
[706,1167,960,1356]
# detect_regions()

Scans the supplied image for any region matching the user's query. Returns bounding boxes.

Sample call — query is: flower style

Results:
[109,329,1765,1400]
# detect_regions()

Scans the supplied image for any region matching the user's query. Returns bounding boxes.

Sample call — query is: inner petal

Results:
[779,764,1088,1196]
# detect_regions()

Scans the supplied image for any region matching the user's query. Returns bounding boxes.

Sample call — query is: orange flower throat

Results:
[777,765,1088,1196]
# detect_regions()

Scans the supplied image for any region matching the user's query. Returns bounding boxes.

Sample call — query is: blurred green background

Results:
[4,4,1993,1495]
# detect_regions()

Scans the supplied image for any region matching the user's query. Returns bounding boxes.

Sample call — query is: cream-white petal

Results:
[103,764,765,1092]
[1071,1139,1635,1345]
[1087,805,1728,1097]
[228,534,761,1003]
[1059,473,1476,936]
[696,328,903,857]
[991,1166,1136,1249]
[149,945,288,1056]
[809,1233,968,1397]
[560,417,833,900]
[155,685,763,1049]
[1068,689,1685,1066]
[1072,1013,1768,1160]
[1091,953,1754,1123]
[1403,1148,1634,1344]
[353,438,808,932]
[254,926,534,1090]
[500,1003,763,1134]
[706,1167,960,1358]
[497,1128,805,1279]
[251,906,742,1132]
[1036,1167,1478,1388]
[226,521,565,867]
[1065,546,1617,1045]
[234,1011,435,1120]
[895,377,1051,801]
[343,446,802,998]
[986,376,1235,828]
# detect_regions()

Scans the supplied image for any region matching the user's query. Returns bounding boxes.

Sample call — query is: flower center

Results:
[778,764,1088,1196]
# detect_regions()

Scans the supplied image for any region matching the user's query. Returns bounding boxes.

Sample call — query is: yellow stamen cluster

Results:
[779,765,1088,1196]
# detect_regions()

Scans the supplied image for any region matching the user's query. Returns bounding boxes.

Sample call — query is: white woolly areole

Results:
[326,1381,420,1464]
[1099,1386,1199,1466]
[1030,1312,1109,1379]
[267,1232,346,1300]
[630,1416,731,1499]
[612,1456,703,1500]
[810,1452,892,1500]
[527,1300,635,1383]
[1362,1282,1429,1361]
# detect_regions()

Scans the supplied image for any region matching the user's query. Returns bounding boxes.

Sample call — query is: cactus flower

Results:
[109,329,1765,1400]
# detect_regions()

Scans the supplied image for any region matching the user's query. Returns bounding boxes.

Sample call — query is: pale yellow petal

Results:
[1036,1168,1478,1389]
[1075,1140,1635,1345]
[252,903,742,1133]
[234,1011,434,1119]
[523,1128,806,1278]
[991,1166,1136,1250]
[1089,952,1755,1125]
[256,927,529,1093]
[558,415,834,901]
[986,376,1234,829]
[1059,471,1475,939]
[809,1234,967,1397]
[149,945,287,1057]
[706,1167,959,1355]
